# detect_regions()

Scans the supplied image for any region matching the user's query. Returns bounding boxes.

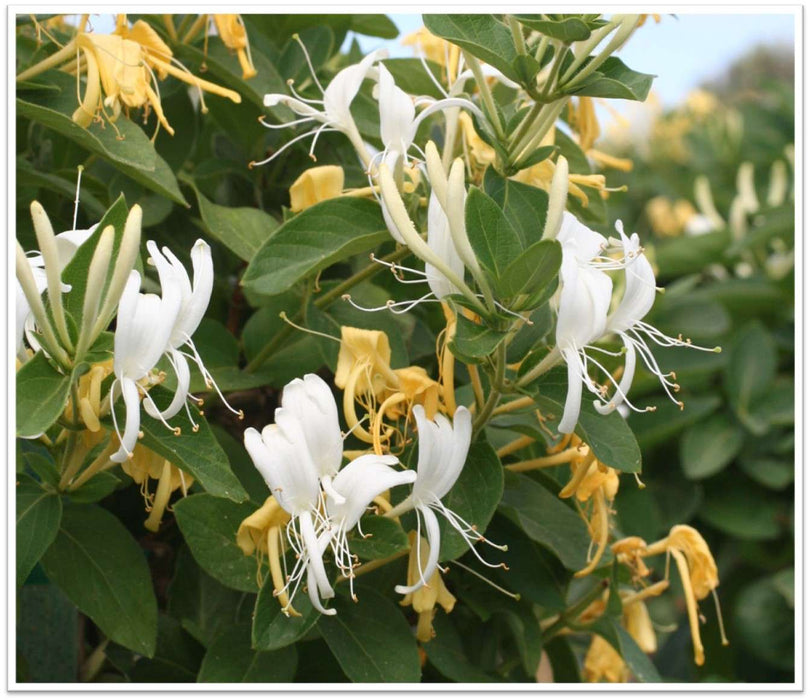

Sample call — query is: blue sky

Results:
[355,13,796,107]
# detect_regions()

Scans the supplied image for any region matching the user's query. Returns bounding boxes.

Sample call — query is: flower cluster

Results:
[241,373,502,616]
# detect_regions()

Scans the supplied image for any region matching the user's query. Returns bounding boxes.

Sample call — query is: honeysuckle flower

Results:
[279,374,345,503]
[62,359,114,449]
[289,165,345,212]
[572,96,634,173]
[614,525,727,667]
[595,221,720,416]
[259,48,387,167]
[399,531,457,642]
[387,406,505,595]
[243,409,336,616]
[325,454,416,597]
[211,15,257,79]
[425,192,465,301]
[142,239,242,427]
[120,444,194,532]
[110,270,182,463]
[17,18,240,137]
[554,217,613,435]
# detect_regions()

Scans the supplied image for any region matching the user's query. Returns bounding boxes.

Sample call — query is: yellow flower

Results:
[399,531,457,642]
[571,97,634,173]
[121,444,194,533]
[63,359,114,449]
[289,165,345,213]
[17,18,241,138]
[236,496,299,615]
[401,26,460,82]
[212,15,257,79]
[584,635,629,683]
[458,111,496,173]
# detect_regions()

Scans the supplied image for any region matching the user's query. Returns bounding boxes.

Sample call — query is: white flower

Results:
[278,373,346,503]
[554,215,614,434]
[325,454,416,598]
[425,191,465,301]
[244,412,336,616]
[595,222,719,415]
[387,406,504,595]
[110,270,182,463]
[258,49,387,166]
[141,239,241,426]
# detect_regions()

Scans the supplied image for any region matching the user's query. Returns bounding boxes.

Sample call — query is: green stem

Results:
[516,346,561,389]
[507,102,543,154]
[244,246,412,372]
[57,384,82,489]
[541,580,609,642]
[559,20,619,84]
[472,343,506,435]
[510,99,566,169]
[534,34,549,63]
[537,41,568,102]
[508,16,527,55]
[463,51,504,140]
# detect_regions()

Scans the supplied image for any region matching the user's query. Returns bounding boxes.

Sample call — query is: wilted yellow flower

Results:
[63,359,114,449]
[289,165,345,212]
[402,26,460,82]
[584,635,628,683]
[459,111,496,173]
[399,532,457,642]
[17,17,241,138]
[236,496,299,615]
[212,15,257,79]
[121,444,194,532]
[571,97,634,173]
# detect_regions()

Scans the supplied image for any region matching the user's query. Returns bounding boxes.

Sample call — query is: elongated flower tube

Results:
[110,270,182,463]
[143,239,242,426]
[554,221,613,434]
[424,192,465,300]
[280,374,345,503]
[325,454,416,598]
[244,406,335,616]
[387,406,505,594]
[260,49,387,167]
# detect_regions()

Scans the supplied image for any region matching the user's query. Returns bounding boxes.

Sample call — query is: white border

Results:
[6,3,804,695]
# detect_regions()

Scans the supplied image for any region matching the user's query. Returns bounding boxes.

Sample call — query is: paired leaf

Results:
[40,504,158,657]
[449,313,508,364]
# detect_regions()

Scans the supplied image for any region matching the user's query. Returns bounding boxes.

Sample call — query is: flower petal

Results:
[110,377,142,463]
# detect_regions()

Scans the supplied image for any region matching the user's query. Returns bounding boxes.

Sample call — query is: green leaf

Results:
[16,475,62,587]
[739,454,793,491]
[317,587,421,683]
[544,636,581,682]
[483,167,551,249]
[252,576,321,651]
[17,158,108,220]
[61,194,130,321]
[449,313,508,364]
[423,14,520,83]
[439,438,504,560]
[656,230,730,277]
[349,515,409,561]
[569,57,655,102]
[167,545,250,646]
[382,58,445,100]
[423,613,496,682]
[734,574,794,671]
[587,617,662,682]
[17,70,187,205]
[66,471,121,503]
[129,614,204,682]
[500,239,562,299]
[698,479,782,541]
[198,624,297,682]
[351,14,400,39]
[724,321,778,434]
[530,366,642,472]
[40,504,158,657]
[242,197,389,297]
[679,413,744,480]
[183,176,279,262]
[16,352,71,438]
[173,495,261,592]
[465,187,524,296]
[515,15,595,41]
[130,386,248,502]
[499,471,592,571]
